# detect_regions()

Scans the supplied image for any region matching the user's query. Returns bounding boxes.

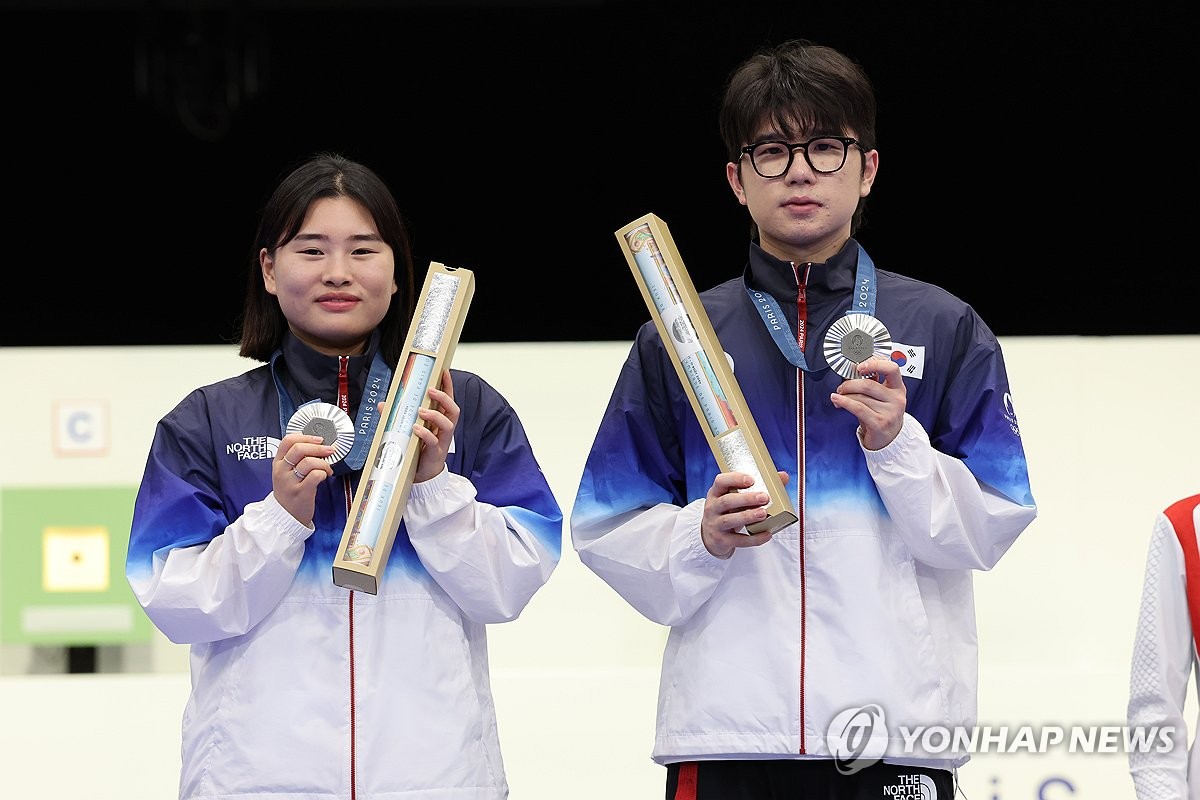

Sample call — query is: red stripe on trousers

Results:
[673,762,698,800]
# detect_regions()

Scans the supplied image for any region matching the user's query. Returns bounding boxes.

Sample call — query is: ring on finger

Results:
[283,456,297,468]
[293,468,305,480]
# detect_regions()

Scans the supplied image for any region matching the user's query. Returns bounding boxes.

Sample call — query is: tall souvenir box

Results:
[332,262,474,594]
[616,213,797,534]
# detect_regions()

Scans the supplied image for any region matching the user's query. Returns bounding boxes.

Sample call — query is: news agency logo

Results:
[827,704,888,774]
[827,703,1177,774]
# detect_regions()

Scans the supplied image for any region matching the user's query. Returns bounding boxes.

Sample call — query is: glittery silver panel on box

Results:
[413,272,459,351]
[716,429,766,492]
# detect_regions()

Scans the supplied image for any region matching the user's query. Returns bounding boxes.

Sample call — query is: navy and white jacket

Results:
[126,332,563,800]
[571,239,1036,769]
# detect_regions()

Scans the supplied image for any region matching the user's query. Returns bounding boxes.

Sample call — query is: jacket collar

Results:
[744,238,860,302]
[275,329,381,410]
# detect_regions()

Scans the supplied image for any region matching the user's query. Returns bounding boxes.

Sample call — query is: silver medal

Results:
[822,313,892,380]
[285,402,355,464]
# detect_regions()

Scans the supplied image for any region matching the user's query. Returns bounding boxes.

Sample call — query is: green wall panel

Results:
[1,486,154,645]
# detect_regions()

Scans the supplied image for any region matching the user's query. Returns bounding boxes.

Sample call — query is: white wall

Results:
[0,337,1196,799]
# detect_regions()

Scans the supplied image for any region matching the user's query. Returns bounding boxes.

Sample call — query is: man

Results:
[571,39,1037,799]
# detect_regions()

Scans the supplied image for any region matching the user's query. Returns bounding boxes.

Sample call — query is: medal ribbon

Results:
[337,356,350,414]
[746,245,878,370]
[337,356,353,512]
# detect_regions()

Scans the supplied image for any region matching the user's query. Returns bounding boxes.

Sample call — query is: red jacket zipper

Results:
[794,265,809,755]
[338,355,359,799]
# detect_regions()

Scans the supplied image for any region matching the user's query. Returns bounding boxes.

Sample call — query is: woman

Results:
[126,152,562,799]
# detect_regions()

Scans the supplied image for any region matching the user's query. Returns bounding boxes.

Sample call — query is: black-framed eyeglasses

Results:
[739,136,861,178]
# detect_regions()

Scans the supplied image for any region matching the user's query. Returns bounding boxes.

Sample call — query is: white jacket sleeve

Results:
[405,468,558,624]
[572,498,731,627]
[863,413,1038,570]
[1128,513,1199,798]
[128,493,314,644]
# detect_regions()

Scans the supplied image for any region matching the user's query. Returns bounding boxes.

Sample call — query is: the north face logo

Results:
[225,435,281,461]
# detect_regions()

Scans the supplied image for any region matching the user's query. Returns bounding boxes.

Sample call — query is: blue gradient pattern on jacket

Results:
[571,239,1036,768]
[125,351,562,798]
[127,365,562,586]
[576,239,1033,526]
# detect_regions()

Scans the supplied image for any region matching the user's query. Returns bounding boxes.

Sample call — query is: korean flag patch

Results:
[888,342,925,379]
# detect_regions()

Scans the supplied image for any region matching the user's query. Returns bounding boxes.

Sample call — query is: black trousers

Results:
[666,759,955,800]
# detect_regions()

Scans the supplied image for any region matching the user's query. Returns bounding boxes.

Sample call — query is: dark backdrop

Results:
[3,0,1192,347]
